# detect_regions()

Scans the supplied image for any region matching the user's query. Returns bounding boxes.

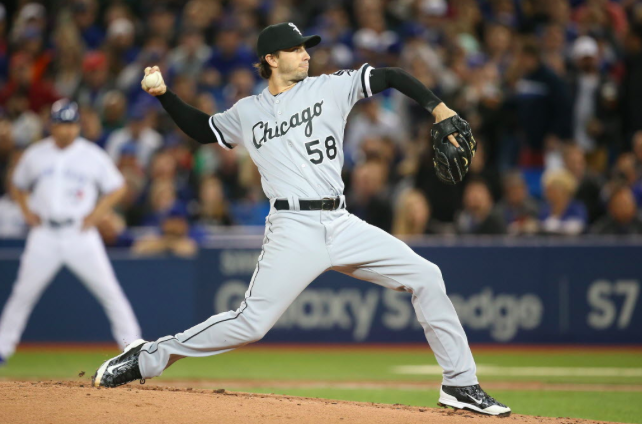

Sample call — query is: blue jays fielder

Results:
[93,23,510,416]
[0,100,141,364]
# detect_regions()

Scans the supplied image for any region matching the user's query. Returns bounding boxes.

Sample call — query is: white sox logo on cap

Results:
[288,22,302,35]
[256,22,321,57]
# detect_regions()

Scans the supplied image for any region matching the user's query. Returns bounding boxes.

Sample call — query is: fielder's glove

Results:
[431,115,477,185]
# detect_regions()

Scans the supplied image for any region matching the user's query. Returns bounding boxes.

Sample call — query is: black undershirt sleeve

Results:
[156,89,216,145]
[369,67,443,113]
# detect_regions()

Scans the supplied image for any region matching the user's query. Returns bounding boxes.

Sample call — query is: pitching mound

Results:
[0,381,618,424]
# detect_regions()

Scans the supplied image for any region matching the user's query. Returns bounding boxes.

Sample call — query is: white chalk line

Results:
[150,379,642,393]
[392,365,642,377]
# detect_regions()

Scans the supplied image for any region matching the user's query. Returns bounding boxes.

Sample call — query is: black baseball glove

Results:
[431,115,477,185]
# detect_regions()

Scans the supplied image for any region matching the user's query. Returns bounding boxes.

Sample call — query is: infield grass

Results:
[231,388,642,424]
[1,346,641,423]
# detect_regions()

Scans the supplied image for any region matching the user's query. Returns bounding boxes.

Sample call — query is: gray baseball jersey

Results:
[133,64,479,391]
[208,63,374,199]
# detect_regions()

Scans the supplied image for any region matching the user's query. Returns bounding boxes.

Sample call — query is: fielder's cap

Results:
[51,99,80,124]
[256,22,321,57]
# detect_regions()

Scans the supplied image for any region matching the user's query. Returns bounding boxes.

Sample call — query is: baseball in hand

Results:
[143,72,163,89]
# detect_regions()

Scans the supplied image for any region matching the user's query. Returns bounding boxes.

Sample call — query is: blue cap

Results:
[51,99,80,123]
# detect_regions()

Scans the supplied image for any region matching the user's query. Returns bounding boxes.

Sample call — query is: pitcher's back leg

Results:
[138,212,332,378]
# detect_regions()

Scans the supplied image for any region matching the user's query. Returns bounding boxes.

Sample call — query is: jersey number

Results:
[305,136,337,165]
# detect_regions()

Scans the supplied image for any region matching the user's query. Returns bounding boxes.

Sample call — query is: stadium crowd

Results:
[1,0,642,252]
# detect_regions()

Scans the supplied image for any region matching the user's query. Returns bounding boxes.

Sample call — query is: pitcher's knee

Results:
[241,321,271,344]
[424,261,442,279]
[414,260,442,281]
[413,261,445,293]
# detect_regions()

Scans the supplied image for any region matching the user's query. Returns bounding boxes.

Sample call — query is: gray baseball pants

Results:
[138,202,478,386]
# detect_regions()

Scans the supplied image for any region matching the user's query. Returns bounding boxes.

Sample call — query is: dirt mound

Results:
[0,381,619,424]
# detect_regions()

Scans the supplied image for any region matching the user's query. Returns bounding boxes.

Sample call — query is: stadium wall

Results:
[0,238,640,344]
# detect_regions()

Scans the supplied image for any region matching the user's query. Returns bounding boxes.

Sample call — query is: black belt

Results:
[274,197,344,211]
[46,218,75,228]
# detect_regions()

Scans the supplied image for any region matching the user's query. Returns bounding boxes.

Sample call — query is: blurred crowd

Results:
[1,0,642,252]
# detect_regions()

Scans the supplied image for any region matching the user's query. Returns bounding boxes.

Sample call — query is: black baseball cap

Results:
[257,22,321,57]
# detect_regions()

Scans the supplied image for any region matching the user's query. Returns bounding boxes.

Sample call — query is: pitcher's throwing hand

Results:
[141,66,166,96]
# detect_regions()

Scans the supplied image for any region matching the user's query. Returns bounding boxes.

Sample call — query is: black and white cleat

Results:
[438,384,511,417]
[92,339,147,388]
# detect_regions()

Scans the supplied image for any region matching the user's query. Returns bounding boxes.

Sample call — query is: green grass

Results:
[1,347,641,423]
[223,388,642,424]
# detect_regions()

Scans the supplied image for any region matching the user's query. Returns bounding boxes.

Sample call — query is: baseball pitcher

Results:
[92,23,508,416]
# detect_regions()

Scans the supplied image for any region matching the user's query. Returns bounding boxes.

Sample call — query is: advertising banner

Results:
[0,240,640,344]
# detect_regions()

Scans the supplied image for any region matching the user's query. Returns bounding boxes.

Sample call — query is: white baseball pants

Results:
[0,226,141,357]
[139,204,478,386]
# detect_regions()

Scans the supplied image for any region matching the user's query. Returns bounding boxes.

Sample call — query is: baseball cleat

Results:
[438,384,511,417]
[92,339,147,388]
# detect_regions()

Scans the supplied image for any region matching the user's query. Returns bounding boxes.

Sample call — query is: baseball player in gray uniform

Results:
[93,23,510,417]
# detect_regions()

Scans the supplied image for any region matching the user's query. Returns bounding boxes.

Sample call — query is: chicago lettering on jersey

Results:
[252,100,324,149]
